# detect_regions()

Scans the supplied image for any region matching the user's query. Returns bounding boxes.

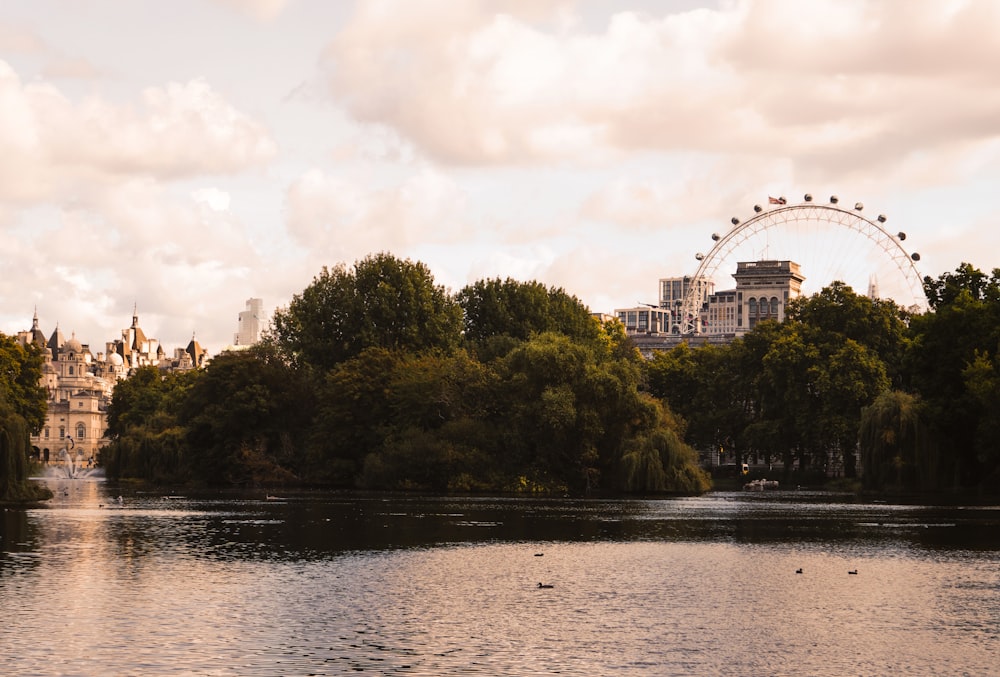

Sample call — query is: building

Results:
[234,298,264,346]
[731,260,805,333]
[16,309,205,467]
[618,259,806,356]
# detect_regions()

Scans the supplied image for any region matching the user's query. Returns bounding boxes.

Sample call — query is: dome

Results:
[108,352,124,367]
[63,337,83,354]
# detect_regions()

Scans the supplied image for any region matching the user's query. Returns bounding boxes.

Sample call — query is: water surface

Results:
[2,479,997,675]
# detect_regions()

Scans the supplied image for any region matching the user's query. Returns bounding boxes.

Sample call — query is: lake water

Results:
[2,477,998,676]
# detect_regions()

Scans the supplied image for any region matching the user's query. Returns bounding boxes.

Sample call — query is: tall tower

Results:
[235,298,263,346]
[868,274,879,300]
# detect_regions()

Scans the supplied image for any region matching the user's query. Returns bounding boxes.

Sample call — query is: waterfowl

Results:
[537,582,554,589]
[848,569,858,575]
[795,568,803,574]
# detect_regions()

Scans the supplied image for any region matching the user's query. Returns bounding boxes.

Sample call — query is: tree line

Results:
[99,253,710,495]
[4,255,1000,498]
[647,263,1000,495]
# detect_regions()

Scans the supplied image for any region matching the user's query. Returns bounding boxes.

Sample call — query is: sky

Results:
[2,0,999,357]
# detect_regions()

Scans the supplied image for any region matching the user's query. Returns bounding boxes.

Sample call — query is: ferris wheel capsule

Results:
[804,194,813,202]
[911,252,920,261]
[731,217,740,225]
[854,202,864,211]
[830,195,839,204]
[898,232,906,240]
[712,233,720,241]
[696,253,704,261]
[878,214,887,223]
[754,204,762,213]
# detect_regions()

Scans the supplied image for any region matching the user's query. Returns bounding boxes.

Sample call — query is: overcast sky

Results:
[2,0,999,356]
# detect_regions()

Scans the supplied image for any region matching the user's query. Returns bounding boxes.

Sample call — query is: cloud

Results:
[321,0,1000,185]
[0,62,277,204]
[284,165,468,262]
[191,187,232,212]
[0,21,45,53]
[41,56,103,80]
[210,0,293,22]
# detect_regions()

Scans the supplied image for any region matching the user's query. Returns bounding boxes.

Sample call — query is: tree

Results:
[0,335,47,434]
[456,278,600,359]
[787,282,910,385]
[271,253,463,372]
[923,263,1000,310]
[906,264,1000,488]
[859,390,935,491]
[0,334,51,502]
[180,344,315,485]
[102,366,197,482]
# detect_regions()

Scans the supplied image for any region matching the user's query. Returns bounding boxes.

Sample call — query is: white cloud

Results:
[322,0,1000,185]
[284,165,468,261]
[191,187,232,212]
[210,0,293,22]
[0,63,277,204]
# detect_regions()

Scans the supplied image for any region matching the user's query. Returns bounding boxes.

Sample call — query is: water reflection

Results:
[1,479,998,675]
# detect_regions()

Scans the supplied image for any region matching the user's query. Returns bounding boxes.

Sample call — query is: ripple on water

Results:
[2,489,998,675]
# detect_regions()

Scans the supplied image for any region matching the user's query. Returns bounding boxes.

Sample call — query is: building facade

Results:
[16,309,205,467]
[234,297,264,346]
[619,259,806,356]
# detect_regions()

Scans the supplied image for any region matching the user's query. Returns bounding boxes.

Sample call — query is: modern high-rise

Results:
[234,298,264,346]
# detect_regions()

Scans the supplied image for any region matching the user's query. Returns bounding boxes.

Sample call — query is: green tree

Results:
[0,334,47,434]
[906,264,1000,488]
[0,334,51,502]
[787,281,910,385]
[101,366,196,482]
[271,253,463,371]
[456,278,600,359]
[180,344,315,485]
[645,341,749,461]
[859,390,935,491]
[923,262,1000,309]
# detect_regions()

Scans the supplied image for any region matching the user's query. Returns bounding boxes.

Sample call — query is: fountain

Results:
[45,438,101,480]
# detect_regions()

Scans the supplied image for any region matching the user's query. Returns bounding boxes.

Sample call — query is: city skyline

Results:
[2,1,999,355]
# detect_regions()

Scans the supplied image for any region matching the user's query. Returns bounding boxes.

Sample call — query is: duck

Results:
[848,569,858,575]
[537,582,554,589]
[795,568,803,574]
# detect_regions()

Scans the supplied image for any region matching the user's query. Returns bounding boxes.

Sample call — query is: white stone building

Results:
[16,309,206,466]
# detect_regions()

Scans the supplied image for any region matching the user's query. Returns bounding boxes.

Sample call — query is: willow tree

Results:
[859,390,937,491]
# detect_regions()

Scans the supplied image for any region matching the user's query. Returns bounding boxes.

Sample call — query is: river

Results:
[1,477,998,676]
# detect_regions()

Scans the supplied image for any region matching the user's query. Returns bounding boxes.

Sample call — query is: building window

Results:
[76,424,86,439]
[748,298,757,316]
[44,427,49,439]
[59,427,65,439]
[638,311,649,331]
[770,297,779,315]
[68,366,74,375]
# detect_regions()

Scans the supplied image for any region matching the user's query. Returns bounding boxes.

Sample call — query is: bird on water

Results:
[538,582,554,589]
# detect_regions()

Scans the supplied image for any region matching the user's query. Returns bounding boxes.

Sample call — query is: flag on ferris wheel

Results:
[768,196,787,205]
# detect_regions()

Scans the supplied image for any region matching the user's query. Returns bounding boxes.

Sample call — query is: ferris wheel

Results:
[679,194,926,334]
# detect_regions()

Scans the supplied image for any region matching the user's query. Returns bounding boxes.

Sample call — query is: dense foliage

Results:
[99,256,1000,496]
[648,267,1000,494]
[101,254,709,495]
[0,335,50,502]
